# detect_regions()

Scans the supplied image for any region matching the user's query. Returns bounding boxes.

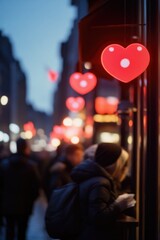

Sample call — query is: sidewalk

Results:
[27,191,52,240]
[0,191,54,240]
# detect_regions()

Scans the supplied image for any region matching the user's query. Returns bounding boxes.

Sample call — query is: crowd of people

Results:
[0,138,136,240]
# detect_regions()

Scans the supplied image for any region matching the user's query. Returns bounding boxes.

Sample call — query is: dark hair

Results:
[65,144,83,155]
[16,138,28,155]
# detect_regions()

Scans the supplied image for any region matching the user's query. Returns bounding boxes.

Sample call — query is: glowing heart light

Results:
[70,72,97,94]
[95,97,119,114]
[66,97,85,112]
[101,43,150,83]
[48,70,58,82]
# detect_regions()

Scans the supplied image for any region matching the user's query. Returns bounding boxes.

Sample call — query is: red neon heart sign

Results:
[66,97,85,112]
[101,43,150,83]
[70,72,97,94]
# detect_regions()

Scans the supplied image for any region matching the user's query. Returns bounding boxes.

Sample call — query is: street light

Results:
[51,138,61,147]
[71,136,80,144]
[3,133,9,143]
[63,117,73,127]
[100,132,120,143]
[0,131,10,143]
[10,141,17,153]
[0,95,8,106]
[72,118,83,127]
[0,131,3,142]
[9,123,20,134]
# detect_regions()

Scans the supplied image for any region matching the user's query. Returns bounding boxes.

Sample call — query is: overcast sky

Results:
[0,0,76,114]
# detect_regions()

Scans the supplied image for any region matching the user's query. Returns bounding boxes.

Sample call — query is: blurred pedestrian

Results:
[71,142,136,240]
[0,143,10,231]
[49,143,66,166]
[45,143,84,200]
[43,143,65,200]
[0,138,40,240]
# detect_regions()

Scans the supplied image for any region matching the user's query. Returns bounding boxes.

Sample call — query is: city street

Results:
[0,1,160,239]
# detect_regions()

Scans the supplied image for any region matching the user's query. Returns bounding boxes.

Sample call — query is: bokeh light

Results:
[63,117,73,127]
[0,95,8,105]
[71,136,80,144]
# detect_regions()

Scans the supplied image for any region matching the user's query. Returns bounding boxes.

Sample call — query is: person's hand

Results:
[115,193,136,211]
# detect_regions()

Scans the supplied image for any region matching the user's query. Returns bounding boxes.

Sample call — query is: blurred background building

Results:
[0,31,52,152]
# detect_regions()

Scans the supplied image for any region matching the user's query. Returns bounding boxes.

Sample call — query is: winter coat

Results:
[0,153,40,215]
[44,157,73,200]
[71,159,122,240]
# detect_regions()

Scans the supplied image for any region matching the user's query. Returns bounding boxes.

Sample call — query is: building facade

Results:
[52,0,88,125]
[78,0,160,240]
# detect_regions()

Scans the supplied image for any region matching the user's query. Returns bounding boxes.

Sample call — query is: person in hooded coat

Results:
[44,143,84,201]
[71,143,136,240]
[0,138,40,240]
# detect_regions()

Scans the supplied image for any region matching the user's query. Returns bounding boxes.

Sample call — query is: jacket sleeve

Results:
[88,184,121,225]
